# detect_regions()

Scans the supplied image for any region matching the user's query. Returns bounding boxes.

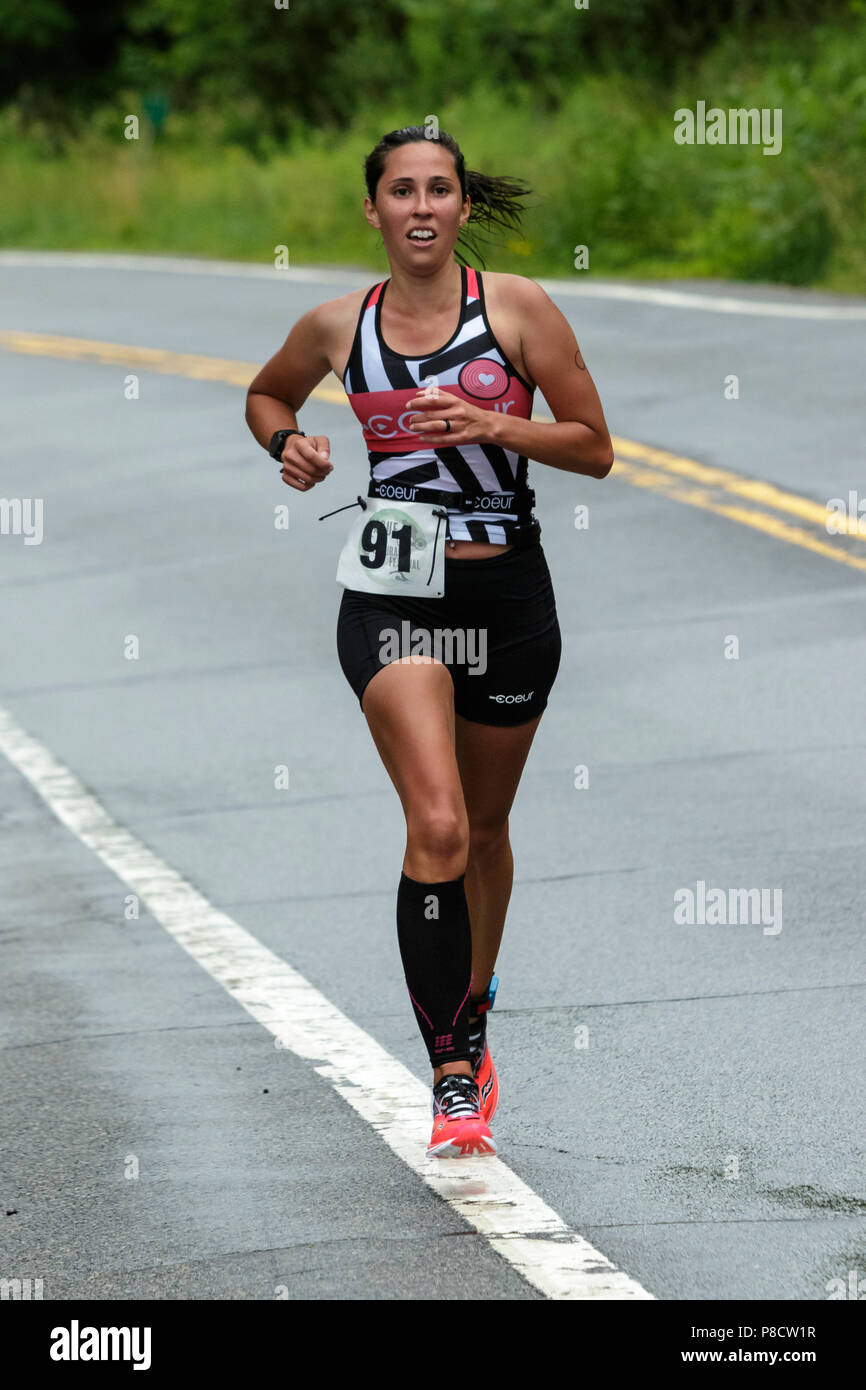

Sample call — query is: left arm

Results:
[407,278,614,479]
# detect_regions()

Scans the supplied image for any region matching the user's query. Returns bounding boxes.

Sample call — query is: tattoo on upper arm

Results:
[574,348,587,371]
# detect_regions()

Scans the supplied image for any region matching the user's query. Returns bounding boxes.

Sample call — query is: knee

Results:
[406,805,470,878]
[467,817,510,860]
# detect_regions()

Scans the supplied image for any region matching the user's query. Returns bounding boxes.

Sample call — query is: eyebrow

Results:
[387,175,455,186]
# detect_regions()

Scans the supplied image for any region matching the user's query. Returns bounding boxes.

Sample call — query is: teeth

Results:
[409,230,435,240]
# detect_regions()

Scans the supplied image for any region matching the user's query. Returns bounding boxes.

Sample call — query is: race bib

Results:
[336,498,447,597]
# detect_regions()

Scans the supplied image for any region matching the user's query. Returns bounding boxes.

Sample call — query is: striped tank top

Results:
[342,264,539,545]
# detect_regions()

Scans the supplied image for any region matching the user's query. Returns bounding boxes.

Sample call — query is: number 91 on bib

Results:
[336,499,447,597]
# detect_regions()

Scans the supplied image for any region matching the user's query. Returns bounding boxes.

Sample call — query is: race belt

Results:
[366,481,536,517]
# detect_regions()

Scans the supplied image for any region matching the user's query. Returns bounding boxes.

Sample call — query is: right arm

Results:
[245,304,334,492]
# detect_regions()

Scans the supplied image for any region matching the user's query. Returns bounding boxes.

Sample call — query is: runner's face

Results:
[365,143,470,269]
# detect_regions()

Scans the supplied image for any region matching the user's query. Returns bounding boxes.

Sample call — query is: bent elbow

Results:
[584,442,614,479]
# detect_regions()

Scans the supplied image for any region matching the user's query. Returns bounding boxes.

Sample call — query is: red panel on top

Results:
[345,380,532,449]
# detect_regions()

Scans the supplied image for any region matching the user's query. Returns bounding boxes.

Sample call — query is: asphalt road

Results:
[1,253,864,1301]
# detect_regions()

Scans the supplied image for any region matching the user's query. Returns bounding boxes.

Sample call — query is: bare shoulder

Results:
[305,285,373,374]
[480,271,550,311]
[305,284,370,339]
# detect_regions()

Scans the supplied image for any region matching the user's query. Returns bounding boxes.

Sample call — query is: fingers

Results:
[280,435,333,489]
[405,393,468,433]
[408,408,458,434]
[408,412,462,441]
[296,435,332,476]
[411,420,449,437]
[405,390,452,440]
[405,393,490,444]
[406,394,446,422]
[280,467,315,491]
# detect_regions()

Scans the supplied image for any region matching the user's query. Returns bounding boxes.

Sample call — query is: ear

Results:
[363,195,381,231]
[459,195,471,229]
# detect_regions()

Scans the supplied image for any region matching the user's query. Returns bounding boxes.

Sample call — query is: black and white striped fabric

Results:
[343,264,537,544]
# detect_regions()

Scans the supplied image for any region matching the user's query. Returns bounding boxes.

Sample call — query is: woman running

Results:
[245,127,613,1159]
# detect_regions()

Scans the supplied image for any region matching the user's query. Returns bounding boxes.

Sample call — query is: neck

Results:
[384,258,462,315]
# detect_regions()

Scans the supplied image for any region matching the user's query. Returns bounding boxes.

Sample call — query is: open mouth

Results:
[407,228,437,244]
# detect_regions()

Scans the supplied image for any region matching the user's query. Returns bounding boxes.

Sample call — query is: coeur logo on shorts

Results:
[458,358,510,400]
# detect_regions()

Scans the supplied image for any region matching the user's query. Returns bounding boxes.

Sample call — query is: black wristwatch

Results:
[268,428,306,461]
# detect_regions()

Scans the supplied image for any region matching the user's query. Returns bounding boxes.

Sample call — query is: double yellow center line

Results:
[3,329,864,574]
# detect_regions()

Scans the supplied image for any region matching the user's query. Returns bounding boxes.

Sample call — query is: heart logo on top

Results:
[458,358,509,398]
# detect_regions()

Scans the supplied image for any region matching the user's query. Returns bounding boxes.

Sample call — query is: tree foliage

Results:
[0,0,852,144]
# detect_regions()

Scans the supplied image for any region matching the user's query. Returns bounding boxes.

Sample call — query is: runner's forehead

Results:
[382,144,460,185]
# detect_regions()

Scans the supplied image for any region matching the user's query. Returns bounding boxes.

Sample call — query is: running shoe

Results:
[469,973,499,1123]
[427,1074,496,1158]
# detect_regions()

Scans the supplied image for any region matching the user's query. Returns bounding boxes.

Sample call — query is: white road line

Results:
[2,250,864,320]
[0,703,653,1301]
[0,250,370,287]
[537,279,866,320]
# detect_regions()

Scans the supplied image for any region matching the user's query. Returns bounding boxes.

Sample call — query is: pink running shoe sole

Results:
[427,1119,497,1159]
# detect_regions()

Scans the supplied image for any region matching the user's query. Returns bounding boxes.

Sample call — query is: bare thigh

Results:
[360,657,469,878]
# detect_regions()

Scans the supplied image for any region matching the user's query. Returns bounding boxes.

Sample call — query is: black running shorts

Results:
[336,541,562,726]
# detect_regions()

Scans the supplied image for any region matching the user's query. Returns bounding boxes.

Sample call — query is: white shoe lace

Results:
[434,1074,480,1119]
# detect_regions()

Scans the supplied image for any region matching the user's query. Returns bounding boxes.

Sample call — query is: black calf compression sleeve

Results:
[396,871,473,1067]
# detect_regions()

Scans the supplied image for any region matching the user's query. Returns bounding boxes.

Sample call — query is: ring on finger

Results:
[444,419,451,434]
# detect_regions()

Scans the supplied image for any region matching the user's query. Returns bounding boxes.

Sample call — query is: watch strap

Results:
[268,428,306,460]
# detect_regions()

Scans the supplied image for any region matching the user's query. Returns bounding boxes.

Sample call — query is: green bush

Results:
[0,8,864,290]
